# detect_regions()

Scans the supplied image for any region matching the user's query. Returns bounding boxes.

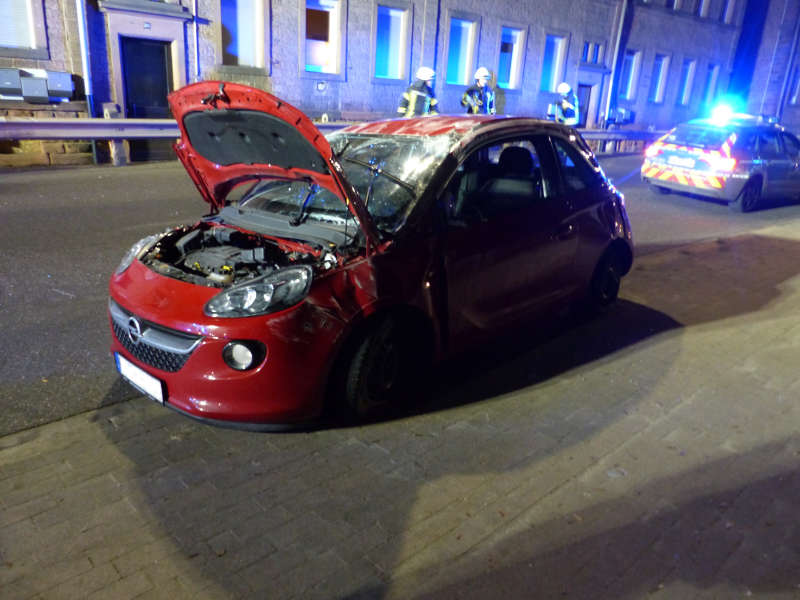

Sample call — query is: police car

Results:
[641,111,800,212]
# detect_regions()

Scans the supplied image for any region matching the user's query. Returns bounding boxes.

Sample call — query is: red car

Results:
[109,81,633,429]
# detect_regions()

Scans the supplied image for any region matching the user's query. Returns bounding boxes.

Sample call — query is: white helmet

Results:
[416,66,435,82]
[474,67,490,80]
[557,82,572,95]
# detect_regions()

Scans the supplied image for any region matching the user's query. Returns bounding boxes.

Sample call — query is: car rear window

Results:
[667,124,734,148]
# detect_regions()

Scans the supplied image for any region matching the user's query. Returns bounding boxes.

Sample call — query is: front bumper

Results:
[109,262,345,426]
[641,158,748,202]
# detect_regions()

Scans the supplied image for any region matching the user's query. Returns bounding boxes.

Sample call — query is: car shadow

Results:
[383,440,800,599]
[656,188,800,213]
[88,232,800,598]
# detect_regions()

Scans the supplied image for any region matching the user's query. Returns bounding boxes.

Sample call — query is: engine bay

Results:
[140,224,314,287]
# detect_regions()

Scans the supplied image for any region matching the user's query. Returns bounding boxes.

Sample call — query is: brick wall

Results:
[0,102,93,167]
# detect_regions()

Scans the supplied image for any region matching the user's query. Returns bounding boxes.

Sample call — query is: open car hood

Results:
[167,81,380,249]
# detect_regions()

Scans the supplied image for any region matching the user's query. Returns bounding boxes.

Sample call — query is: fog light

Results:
[222,341,266,371]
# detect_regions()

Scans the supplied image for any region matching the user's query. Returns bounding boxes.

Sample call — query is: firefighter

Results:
[397,67,439,117]
[461,67,496,115]
[555,82,579,126]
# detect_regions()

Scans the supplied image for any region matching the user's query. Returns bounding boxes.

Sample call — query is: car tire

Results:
[588,252,622,310]
[651,184,671,195]
[343,317,411,420]
[730,180,761,213]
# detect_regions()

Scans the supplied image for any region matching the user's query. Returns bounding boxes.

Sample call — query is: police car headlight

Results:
[204,265,312,318]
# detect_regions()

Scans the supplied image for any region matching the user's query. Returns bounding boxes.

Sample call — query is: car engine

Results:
[141,224,309,287]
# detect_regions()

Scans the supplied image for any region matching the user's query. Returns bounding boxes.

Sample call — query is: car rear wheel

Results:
[651,184,671,195]
[588,252,622,309]
[343,317,411,420]
[730,180,761,213]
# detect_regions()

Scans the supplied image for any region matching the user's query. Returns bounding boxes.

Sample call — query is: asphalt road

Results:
[1,155,799,437]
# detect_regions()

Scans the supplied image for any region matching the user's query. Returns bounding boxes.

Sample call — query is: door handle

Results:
[555,224,576,240]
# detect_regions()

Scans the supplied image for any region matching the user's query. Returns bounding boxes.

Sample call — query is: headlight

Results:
[115,232,165,275]
[204,265,313,318]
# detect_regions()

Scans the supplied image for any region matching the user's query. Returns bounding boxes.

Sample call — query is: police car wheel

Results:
[730,180,761,213]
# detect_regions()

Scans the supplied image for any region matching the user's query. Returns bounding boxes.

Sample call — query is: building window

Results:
[582,41,604,65]
[540,34,567,92]
[374,4,410,80]
[497,26,525,89]
[0,0,47,59]
[648,53,670,103]
[677,58,696,105]
[695,0,710,17]
[720,0,735,24]
[790,66,800,105]
[304,0,344,74]
[446,16,478,85]
[619,48,641,100]
[703,63,720,104]
[221,0,265,67]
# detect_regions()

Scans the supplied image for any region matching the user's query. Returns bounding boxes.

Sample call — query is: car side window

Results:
[736,130,757,154]
[757,131,782,159]
[550,136,600,192]
[782,133,800,159]
[449,139,546,223]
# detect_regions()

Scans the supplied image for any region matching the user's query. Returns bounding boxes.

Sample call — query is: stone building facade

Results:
[2,0,799,164]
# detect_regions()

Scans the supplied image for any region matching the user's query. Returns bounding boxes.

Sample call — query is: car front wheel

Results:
[343,317,411,420]
[730,180,761,212]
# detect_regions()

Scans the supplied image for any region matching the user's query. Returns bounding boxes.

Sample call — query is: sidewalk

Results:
[2,223,800,599]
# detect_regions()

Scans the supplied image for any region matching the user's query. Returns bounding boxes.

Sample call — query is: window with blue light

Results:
[540,34,565,92]
[446,17,477,85]
[222,0,264,67]
[695,0,710,17]
[790,66,800,105]
[498,27,524,89]
[677,58,696,105]
[703,63,719,105]
[648,53,670,103]
[720,0,735,24]
[305,0,342,74]
[619,49,640,100]
[375,5,408,79]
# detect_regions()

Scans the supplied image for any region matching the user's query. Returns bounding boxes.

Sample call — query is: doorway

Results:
[577,83,592,128]
[120,36,174,161]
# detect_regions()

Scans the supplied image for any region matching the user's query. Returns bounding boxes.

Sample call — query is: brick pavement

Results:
[2,223,800,599]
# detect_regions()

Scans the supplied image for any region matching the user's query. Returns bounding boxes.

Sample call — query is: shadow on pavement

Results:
[393,439,800,599]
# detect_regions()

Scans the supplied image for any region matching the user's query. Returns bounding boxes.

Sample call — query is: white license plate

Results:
[668,155,696,169]
[115,353,164,404]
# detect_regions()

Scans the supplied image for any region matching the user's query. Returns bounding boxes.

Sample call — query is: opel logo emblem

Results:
[127,316,143,345]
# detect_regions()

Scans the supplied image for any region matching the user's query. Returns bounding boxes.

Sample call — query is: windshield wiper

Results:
[342,157,416,195]
[289,183,320,226]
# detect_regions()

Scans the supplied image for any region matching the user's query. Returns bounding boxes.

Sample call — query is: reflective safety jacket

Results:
[555,92,579,126]
[460,84,496,115]
[397,80,439,118]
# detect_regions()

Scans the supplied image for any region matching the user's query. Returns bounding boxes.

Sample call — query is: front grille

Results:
[109,300,203,373]
[112,321,190,372]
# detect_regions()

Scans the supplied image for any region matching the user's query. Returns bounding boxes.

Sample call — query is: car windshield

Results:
[667,124,734,148]
[232,131,452,237]
[327,131,453,232]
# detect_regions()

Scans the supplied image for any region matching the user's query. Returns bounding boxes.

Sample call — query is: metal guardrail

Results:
[0,117,659,164]
[0,117,181,140]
